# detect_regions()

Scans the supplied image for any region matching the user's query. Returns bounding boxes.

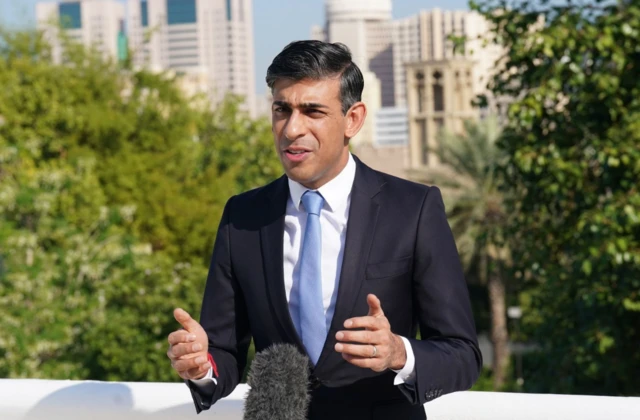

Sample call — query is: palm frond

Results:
[412,116,509,265]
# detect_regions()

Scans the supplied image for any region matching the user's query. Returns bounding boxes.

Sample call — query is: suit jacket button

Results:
[309,375,321,390]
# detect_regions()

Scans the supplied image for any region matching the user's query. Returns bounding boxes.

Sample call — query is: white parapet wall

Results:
[1,379,639,420]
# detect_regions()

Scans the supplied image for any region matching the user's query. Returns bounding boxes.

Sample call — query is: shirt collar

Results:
[288,153,356,213]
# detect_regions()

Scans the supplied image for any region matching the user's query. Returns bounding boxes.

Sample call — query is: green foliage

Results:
[470,364,520,392]
[414,117,508,265]
[473,0,640,395]
[0,144,206,381]
[411,117,512,389]
[0,29,280,381]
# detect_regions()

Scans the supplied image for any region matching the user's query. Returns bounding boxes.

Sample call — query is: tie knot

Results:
[301,191,324,216]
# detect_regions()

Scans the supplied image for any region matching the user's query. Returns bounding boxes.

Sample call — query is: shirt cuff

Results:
[188,367,218,386]
[392,336,416,386]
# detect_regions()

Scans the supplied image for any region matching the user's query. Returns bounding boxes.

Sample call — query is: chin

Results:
[285,168,316,186]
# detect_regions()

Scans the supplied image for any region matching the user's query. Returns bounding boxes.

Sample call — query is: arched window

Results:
[416,71,425,113]
[433,71,444,112]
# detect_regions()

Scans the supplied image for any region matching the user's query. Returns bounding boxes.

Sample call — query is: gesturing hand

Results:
[334,294,407,372]
[167,308,211,380]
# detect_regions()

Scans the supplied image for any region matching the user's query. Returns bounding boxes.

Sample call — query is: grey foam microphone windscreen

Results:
[243,343,311,420]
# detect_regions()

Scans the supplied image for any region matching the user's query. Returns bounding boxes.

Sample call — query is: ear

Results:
[344,102,367,140]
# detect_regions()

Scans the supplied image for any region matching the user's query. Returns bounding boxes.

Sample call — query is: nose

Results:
[283,110,306,141]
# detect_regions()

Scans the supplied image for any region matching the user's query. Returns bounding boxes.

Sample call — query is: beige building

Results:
[392,9,501,107]
[126,0,256,116]
[310,5,501,178]
[406,58,478,171]
[315,0,395,107]
[174,69,213,101]
[353,143,409,179]
[352,107,410,179]
[36,0,126,63]
[350,70,382,148]
[254,91,273,119]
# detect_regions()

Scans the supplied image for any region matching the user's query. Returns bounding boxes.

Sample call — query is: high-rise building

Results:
[392,9,501,107]
[352,106,410,179]
[127,0,256,115]
[316,0,396,107]
[375,107,408,147]
[36,0,127,63]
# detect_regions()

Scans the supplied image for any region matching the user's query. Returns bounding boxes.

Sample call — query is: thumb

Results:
[174,308,200,333]
[367,294,384,318]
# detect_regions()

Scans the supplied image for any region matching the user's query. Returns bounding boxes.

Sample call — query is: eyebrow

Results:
[272,100,330,109]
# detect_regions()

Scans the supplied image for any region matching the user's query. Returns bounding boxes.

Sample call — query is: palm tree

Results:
[409,116,511,390]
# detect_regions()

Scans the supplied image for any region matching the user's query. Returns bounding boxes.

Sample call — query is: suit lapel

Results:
[315,157,384,370]
[260,176,305,352]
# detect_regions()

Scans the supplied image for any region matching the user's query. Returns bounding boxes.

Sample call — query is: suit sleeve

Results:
[398,186,482,405]
[187,196,252,413]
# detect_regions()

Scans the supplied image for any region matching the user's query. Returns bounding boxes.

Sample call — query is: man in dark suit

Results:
[166,40,481,419]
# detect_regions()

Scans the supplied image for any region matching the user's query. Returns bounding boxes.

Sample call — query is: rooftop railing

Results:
[1,379,639,420]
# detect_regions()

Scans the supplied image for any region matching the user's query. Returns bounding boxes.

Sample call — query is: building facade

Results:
[392,9,501,107]
[350,70,381,148]
[406,58,478,170]
[375,107,408,147]
[36,0,255,115]
[309,5,503,178]
[352,106,409,179]
[317,0,396,107]
[36,0,126,63]
[127,0,256,115]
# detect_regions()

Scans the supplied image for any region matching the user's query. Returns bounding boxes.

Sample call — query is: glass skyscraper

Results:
[126,0,256,116]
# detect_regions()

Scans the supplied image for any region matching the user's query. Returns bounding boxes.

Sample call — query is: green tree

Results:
[410,117,512,390]
[0,28,280,381]
[1,27,280,264]
[472,0,640,395]
[0,135,207,380]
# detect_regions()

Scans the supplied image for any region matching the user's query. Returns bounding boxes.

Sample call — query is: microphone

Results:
[243,343,311,420]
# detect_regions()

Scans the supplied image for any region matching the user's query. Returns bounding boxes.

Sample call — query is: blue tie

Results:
[298,191,326,365]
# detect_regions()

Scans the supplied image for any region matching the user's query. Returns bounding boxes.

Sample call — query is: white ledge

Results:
[1,379,639,420]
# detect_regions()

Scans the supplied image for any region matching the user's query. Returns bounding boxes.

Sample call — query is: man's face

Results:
[271,77,351,190]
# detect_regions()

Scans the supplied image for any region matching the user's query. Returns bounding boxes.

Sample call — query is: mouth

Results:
[283,147,312,162]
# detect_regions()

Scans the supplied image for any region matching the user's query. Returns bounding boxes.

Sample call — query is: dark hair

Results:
[266,40,364,114]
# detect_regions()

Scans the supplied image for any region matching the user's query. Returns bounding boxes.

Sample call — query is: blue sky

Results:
[0,0,470,93]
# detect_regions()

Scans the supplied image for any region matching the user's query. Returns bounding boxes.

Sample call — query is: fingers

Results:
[168,330,197,346]
[169,308,211,380]
[343,314,389,330]
[172,354,209,373]
[167,342,204,359]
[335,330,379,345]
[334,342,382,358]
[366,294,384,318]
[173,308,199,333]
[343,295,388,330]
[341,354,386,372]
[335,329,390,360]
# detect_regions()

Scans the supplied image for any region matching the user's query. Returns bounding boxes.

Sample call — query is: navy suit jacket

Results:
[187,156,481,420]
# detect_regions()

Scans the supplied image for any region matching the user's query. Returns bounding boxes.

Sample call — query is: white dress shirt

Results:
[193,154,415,386]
